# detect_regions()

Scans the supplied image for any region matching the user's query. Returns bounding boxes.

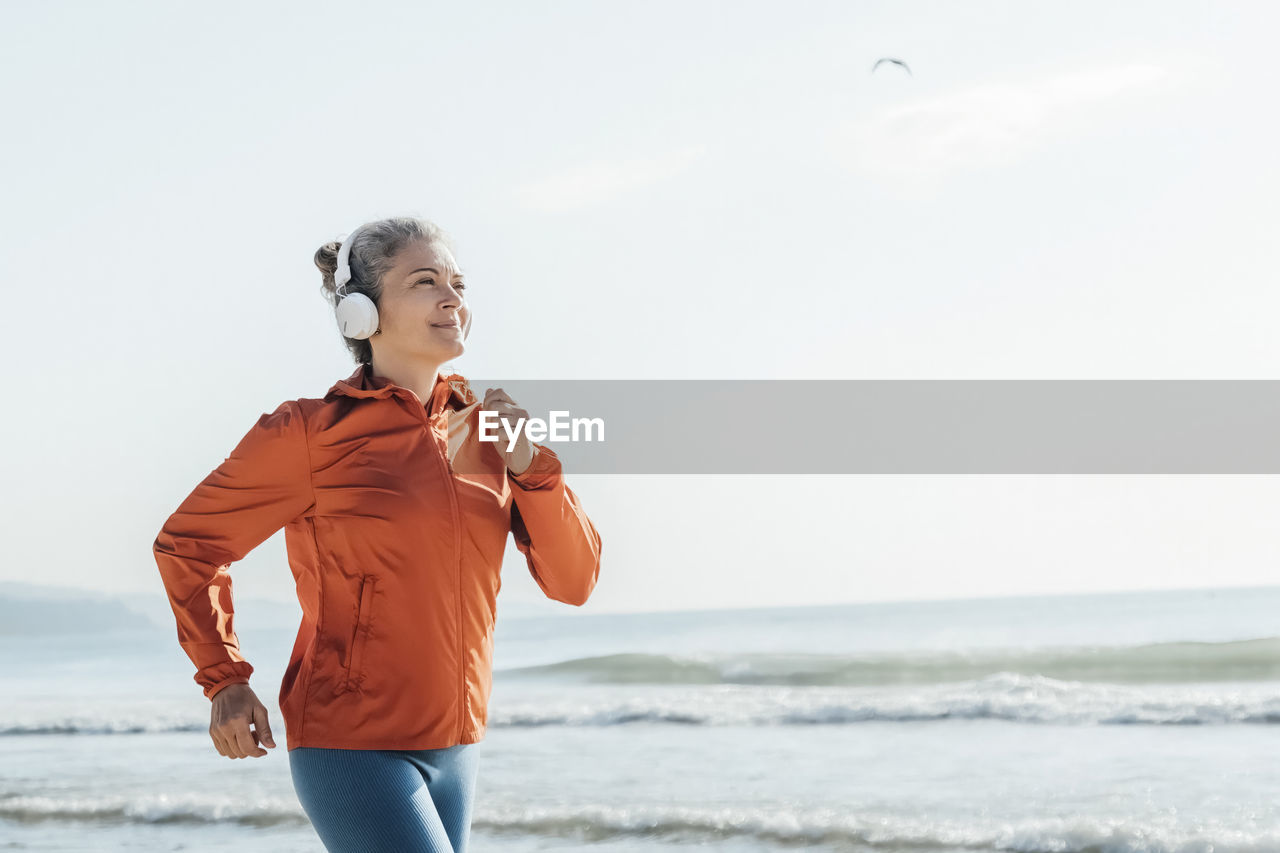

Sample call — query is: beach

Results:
[5,585,1280,851]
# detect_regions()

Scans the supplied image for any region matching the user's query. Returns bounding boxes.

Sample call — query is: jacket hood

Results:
[326,363,476,409]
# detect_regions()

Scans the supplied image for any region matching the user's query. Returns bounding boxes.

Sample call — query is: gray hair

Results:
[314,216,457,365]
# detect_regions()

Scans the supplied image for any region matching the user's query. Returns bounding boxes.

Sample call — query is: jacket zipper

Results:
[443,440,463,742]
[412,398,465,743]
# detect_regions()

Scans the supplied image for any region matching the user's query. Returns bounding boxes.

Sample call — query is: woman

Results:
[152,216,603,852]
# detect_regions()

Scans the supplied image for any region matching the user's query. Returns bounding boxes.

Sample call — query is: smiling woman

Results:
[315,218,473,369]
[152,214,602,853]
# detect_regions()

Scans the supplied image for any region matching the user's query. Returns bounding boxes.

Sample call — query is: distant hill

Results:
[0,579,592,636]
[0,581,160,634]
[0,578,583,630]
[0,581,304,635]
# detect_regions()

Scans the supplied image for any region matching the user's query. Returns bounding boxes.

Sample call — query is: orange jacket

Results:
[153,363,602,750]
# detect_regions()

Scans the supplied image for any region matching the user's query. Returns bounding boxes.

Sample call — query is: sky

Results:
[2,0,1279,617]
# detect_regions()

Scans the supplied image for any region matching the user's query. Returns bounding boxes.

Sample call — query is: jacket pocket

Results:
[340,574,375,694]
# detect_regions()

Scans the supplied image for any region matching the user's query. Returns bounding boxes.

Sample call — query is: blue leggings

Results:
[289,743,480,853]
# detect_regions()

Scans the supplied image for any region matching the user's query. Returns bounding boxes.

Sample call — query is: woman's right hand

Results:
[209,683,276,758]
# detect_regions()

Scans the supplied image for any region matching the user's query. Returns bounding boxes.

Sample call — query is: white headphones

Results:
[333,223,472,341]
[333,224,380,339]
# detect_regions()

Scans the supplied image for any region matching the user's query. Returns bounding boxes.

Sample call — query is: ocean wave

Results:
[7,673,1280,734]
[0,719,204,736]
[9,637,1280,736]
[490,672,1280,727]
[496,636,1280,687]
[475,803,1280,853]
[5,793,1277,852]
[0,791,307,828]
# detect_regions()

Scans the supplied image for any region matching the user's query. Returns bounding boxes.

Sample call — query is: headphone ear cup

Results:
[335,292,380,340]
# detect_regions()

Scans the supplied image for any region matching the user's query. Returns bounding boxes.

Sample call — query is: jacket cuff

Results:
[508,444,562,490]
[196,661,254,700]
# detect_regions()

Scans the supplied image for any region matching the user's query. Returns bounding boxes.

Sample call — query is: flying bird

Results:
[871,57,913,76]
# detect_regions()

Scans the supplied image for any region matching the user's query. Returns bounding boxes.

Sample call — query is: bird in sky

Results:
[871,57,913,76]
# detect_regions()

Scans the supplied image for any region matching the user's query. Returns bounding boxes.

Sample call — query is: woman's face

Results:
[373,239,470,365]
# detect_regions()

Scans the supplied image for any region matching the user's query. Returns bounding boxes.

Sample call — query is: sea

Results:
[5,584,1280,852]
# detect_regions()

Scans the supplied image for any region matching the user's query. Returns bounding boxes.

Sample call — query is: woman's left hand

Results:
[482,387,537,476]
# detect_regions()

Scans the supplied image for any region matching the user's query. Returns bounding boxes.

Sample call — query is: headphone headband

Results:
[334,223,369,293]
